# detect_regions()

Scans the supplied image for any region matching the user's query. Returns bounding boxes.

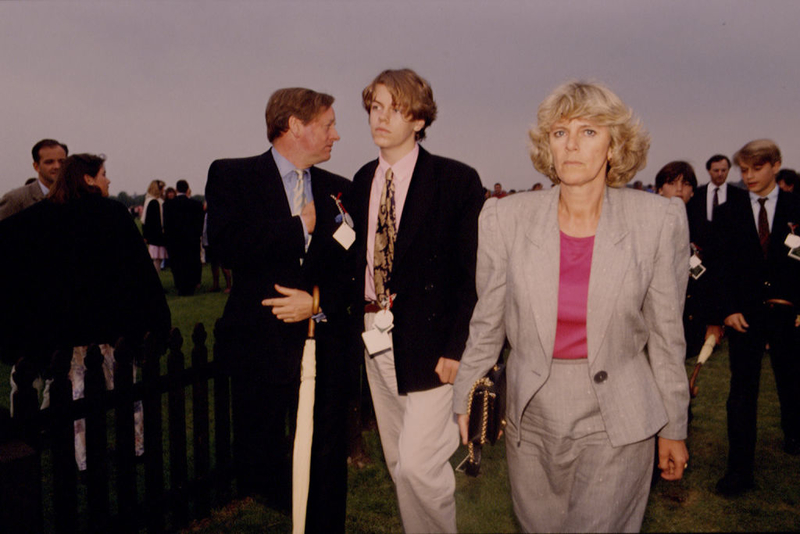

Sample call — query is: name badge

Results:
[689,253,706,280]
[362,309,394,357]
[785,233,800,249]
[333,223,355,250]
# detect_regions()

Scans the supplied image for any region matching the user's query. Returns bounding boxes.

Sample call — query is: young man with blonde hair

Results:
[351,69,484,532]
[709,139,800,496]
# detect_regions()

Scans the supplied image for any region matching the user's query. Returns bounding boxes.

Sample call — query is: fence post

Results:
[85,344,110,530]
[190,323,211,518]
[114,337,138,533]
[49,348,77,534]
[212,320,232,503]
[167,328,189,528]
[10,355,41,450]
[143,332,165,533]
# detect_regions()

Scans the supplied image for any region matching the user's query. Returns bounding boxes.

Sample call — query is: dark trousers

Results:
[726,303,800,475]
[230,369,349,533]
[168,242,201,295]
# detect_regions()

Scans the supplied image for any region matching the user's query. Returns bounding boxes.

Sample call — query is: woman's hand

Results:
[458,414,469,445]
[658,437,689,481]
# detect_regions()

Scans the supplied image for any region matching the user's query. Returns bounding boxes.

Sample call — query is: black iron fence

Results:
[0,323,232,533]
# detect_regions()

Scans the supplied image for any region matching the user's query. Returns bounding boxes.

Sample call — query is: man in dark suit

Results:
[0,139,68,221]
[163,180,204,295]
[205,88,354,532]
[708,140,800,496]
[351,69,484,532]
[687,154,749,251]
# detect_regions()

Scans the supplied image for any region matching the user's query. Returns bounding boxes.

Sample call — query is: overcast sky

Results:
[2,0,799,196]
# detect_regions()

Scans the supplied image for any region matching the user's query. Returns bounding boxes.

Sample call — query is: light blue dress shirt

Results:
[272,148,314,244]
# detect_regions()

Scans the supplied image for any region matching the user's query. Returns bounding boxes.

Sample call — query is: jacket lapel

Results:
[521,187,561,362]
[394,147,436,268]
[255,149,292,220]
[586,187,631,363]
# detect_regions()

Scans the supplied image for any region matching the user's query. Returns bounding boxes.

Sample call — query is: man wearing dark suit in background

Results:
[163,180,204,295]
[708,140,800,496]
[687,154,748,251]
[351,69,484,533]
[205,88,354,532]
[0,139,68,221]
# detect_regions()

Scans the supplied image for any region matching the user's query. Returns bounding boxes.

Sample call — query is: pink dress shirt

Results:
[364,144,420,302]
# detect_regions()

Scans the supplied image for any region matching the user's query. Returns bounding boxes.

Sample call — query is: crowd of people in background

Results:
[0,69,798,533]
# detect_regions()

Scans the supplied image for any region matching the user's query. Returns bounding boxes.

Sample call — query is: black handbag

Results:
[461,356,506,477]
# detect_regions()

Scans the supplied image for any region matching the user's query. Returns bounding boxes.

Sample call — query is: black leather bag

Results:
[462,357,506,477]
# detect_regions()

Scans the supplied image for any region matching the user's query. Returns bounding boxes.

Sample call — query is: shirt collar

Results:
[272,147,307,179]
[37,179,49,196]
[749,183,779,205]
[377,143,419,184]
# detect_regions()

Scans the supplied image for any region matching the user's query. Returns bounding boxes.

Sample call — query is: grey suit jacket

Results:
[0,180,45,221]
[453,186,690,447]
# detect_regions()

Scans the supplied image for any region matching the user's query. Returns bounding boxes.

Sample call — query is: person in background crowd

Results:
[0,153,170,469]
[655,160,695,204]
[655,161,717,361]
[202,208,231,293]
[142,179,167,272]
[491,182,507,198]
[776,168,799,195]
[706,139,800,496]
[164,187,176,201]
[351,68,484,533]
[454,81,689,532]
[0,139,68,221]
[163,180,204,296]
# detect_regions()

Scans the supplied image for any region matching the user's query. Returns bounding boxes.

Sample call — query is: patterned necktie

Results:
[758,197,769,258]
[711,187,720,220]
[292,169,306,216]
[374,168,396,302]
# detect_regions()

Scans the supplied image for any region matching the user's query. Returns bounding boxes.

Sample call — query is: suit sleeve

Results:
[0,191,21,221]
[453,198,509,414]
[443,166,485,361]
[642,197,691,440]
[205,159,305,270]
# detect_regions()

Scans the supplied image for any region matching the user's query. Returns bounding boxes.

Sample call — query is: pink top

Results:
[364,144,420,302]
[553,231,594,360]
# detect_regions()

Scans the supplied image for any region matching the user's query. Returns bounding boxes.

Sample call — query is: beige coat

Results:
[453,185,690,446]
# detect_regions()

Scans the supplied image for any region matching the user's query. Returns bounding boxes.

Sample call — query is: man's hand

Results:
[724,313,749,333]
[435,357,459,384]
[261,284,313,323]
[458,413,469,445]
[705,325,724,344]
[658,437,689,481]
[300,201,316,234]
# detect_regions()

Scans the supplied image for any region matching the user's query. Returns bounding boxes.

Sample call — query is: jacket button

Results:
[594,371,608,383]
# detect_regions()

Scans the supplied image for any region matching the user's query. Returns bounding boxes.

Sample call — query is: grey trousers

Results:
[505,359,654,533]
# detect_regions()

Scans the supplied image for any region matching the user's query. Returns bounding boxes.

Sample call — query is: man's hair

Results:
[655,161,696,193]
[265,88,335,143]
[48,153,105,204]
[733,139,782,167]
[705,154,731,171]
[32,139,68,163]
[362,68,437,142]
[529,81,650,187]
[176,180,189,194]
[776,169,799,188]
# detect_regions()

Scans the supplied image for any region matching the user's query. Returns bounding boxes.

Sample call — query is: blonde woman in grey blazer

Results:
[454,82,690,533]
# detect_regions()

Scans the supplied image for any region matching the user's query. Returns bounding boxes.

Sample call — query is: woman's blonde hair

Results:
[147,180,165,198]
[529,81,650,187]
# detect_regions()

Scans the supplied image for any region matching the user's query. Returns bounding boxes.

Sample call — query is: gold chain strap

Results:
[466,375,495,464]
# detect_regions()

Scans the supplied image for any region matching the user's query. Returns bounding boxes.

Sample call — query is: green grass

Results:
[184,336,800,533]
[3,277,799,532]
